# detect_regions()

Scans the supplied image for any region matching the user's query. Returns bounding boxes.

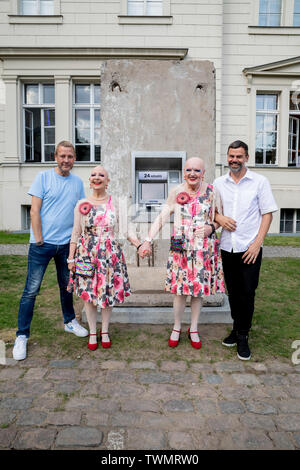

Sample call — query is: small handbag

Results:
[170,235,185,253]
[170,188,201,253]
[75,260,95,277]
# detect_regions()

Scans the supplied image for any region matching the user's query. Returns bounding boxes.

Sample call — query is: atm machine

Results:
[132,151,186,220]
[138,171,179,208]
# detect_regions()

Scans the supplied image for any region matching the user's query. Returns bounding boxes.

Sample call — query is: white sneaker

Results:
[13,335,28,361]
[64,318,88,337]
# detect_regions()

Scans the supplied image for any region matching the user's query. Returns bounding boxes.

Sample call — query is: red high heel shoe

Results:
[100,332,111,349]
[168,329,181,348]
[88,333,98,351]
[188,328,202,349]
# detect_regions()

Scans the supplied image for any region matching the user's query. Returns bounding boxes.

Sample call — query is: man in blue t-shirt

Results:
[13,141,88,361]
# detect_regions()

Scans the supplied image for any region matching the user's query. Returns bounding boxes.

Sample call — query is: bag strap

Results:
[173,188,201,237]
[80,196,111,258]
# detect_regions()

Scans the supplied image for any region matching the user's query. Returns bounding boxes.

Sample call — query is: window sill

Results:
[118,15,173,25]
[8,15,63,24]
[254,164,278,167]
[253,165,300,169]
[248,25,300,35]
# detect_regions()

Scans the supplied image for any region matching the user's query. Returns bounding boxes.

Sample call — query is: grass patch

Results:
[0,255,299,363]
[0,231,30,244]
[264,235,300,247]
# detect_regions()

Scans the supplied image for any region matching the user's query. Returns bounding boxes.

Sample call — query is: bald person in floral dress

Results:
[140,157,225,349]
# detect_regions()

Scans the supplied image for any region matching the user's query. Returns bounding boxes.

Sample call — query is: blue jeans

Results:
[17,243,75,338]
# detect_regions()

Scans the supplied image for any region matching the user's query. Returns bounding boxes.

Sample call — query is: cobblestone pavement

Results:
[0,358,299,450]
[1,244,299,451]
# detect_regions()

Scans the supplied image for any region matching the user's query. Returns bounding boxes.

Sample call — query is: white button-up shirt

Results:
[213,169,278,253]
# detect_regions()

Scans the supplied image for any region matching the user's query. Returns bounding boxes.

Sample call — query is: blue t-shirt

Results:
[28,168,85,245]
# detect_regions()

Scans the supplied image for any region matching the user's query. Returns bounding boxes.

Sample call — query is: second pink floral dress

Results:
[165,184,225,297]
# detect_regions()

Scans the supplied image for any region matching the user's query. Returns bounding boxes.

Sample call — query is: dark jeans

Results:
[17,243,75,338]
[221,248,263,335]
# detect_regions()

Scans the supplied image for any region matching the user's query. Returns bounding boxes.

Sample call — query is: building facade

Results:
[0,0,300,238]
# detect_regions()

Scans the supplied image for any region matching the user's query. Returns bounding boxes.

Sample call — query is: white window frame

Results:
[250,0,300,31]
[288,91,300,166]
[20,0,54,15]
[258,0,282,27]
[294,0,300,26]
[280,208,300,233]
[72,82,101,163]
[127,0,163,16]
[119,0,172,24]
[9,0,62,23]
[21,205,31,230]
[255,92,279,166]
[23,82,55,163]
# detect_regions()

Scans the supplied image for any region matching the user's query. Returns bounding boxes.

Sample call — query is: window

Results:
[259,0,281,26]
[127,0,162,16]
[73,84,101,162]
[20,0,54,15]
[23,83,55,162]
[294,0,300,26]
[280,209,300,233]
[289,91,300,166]
[21,205,31,230]
[255,93,279,165]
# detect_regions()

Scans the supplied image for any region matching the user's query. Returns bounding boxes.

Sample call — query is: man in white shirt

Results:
[214,140,278,360]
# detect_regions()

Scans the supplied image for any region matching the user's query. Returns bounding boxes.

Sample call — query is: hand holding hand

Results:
[194,224,214,238]
[217,214,237,232]
[138,241,152,258]
[68,261,75,273]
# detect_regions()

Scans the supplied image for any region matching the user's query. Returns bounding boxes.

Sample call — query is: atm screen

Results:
[141,183,166,202]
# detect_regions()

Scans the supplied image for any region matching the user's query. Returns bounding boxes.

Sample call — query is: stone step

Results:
[82,294,231,324]
[126,266,224,307]
[81,264,231,324]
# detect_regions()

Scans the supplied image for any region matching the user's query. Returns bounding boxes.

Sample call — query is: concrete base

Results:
[80,265,231,324]
[81,294,232,324]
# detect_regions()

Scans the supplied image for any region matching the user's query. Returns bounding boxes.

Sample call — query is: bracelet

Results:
[136,244,142,251]
[67,258,75,263]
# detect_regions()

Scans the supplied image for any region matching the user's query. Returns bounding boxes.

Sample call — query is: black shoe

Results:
[237,334,251,361]
[222,330,237,347]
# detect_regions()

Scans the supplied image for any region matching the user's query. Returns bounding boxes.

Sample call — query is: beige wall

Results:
[0,0,300,235]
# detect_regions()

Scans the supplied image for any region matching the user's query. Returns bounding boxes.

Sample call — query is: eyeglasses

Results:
[185,168,202,173]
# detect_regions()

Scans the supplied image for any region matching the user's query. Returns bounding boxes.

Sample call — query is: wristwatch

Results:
[209,224,216,237]
[145,237,153,244]
[36,240,44,246]
[67,258,75,263]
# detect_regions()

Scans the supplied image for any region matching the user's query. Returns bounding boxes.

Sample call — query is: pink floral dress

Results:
[68,197,131,307]
[165,184,225,297]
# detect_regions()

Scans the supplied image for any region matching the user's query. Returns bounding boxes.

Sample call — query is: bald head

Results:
[184,157,205,171]
[184,157,205,188]
[89,165,110,192]
[90,165,109,178]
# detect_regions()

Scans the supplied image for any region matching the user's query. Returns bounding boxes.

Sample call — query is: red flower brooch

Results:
[79,201,92,215]
[176,192,191,205]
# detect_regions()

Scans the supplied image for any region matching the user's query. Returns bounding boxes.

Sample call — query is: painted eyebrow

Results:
[185,168,202,172]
